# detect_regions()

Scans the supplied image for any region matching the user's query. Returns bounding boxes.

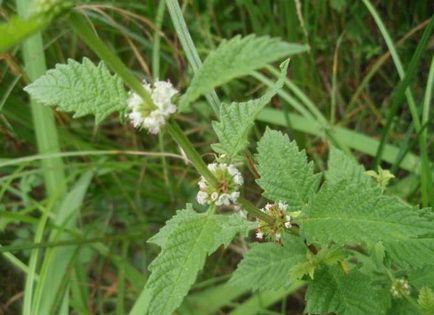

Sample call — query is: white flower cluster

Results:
[196,163,243,206]
[256,201,291,241]
[128,80,178,134]
[390,278,410,298]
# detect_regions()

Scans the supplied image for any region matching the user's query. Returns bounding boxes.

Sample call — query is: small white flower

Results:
[217,193,231,206]
[207,163,218,172]
[275,233,282,241]
[256,231,264,239]
[230,191,240,202]
[211,192,219,201]
[284,215,292,229]
[265,203,273,211]
[219,163,228,171]
[127,80,178,134]
[391,278,411,298]
[233,174,244,185]
[227,165,238,176]
[198,177,207,190]
[278,201,288,211]
[197,161,243,207]
[196,191,208,205]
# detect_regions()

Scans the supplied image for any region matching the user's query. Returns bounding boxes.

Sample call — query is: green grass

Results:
[1,0,433,314]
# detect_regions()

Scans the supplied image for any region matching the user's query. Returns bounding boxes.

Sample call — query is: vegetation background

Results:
[0,0,432,314]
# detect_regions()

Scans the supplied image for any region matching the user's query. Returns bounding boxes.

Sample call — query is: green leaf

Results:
[211,60,289,159]
[24,58,128,123]
[147,205,196,248]
[229,233,306,291]
[180,35,308,110]
[0,15,47,53]
[148,205,255,249]
[384,238,434,268]
[143,207,253,315]
[305,266,389,315]
[387,299,419,315]
[255,128,321,210]
[302,179,433,245]
[418,287,434,315]
[326,147,374,187]
[409,266,434,290]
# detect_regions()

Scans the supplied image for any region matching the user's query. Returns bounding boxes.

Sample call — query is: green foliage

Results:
[24,58,128,123]
[180,35,308,110]
[255,128,321,210]
[326,147,373,187]
[302,179,433,245]
[418,287,434,315]
[143,206,253,315]
[409,266,434,290]
[385,238,434,268]
[0,16,48,52]
[305,266,389,315]
[211,60,289,159]
[229,233,306,291]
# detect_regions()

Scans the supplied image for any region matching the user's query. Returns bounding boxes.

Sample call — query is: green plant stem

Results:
[153,1,173,200]
[16,0,67,200]
[68,11,154,110]
[16,1,67,314]
[68,10,274,224]
[238,197,273,224]
[421,56,434,206]
[152,0,165,79]
[165,0,220,114]
[166,121,217,187]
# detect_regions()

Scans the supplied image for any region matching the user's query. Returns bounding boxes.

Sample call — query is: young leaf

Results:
[144,207,253,315]
[230,233,306,291]
[211,60,289,159]
[180,35,308,109]
[301,179,434,245]
[256,128,321,210]
[305,266,389,315]
[418,287,434,315]
[24,58,128,123]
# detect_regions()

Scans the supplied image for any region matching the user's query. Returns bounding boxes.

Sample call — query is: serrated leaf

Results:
[24,58,128,123]
[211,60,289,159]
[418,287,434,315]
[147,205,196,248]
[302,179,434,246]
[180,35,308,110]
[408,266,434,290]
[213,213,257,248]
[148,205,255,249]
[255,128,321,210]
[230,233,306,291]
[143,207,254,315]
[384,238,434,268]
[326,147,374,187]
[305,266,389,315]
